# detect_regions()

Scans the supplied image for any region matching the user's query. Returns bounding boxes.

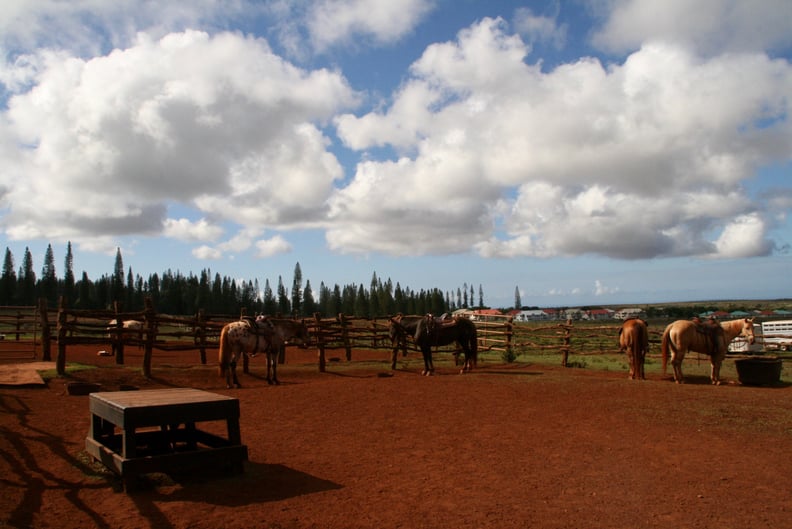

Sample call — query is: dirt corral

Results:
[2,343,791,529]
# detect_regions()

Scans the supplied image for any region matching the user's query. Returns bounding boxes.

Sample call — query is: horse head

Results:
[742,317,756,344]
[284,320,310,348]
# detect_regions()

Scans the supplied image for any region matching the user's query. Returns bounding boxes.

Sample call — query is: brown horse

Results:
[661,318,755,384]
[619,318,649,380]
[388,314,425,369]
[218,317,309,388]
[413,315,478,376]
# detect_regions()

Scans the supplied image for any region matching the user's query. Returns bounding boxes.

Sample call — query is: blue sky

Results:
[1,0,791,308]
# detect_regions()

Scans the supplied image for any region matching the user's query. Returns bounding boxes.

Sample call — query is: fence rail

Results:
[7,300,769,375]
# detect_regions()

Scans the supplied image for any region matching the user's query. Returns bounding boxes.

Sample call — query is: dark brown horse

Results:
[388,314,425,369]
[413,315,478,376]
[618,318,649,380]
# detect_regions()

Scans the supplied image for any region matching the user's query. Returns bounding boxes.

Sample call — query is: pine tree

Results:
[0,248,16,305]
[291,262,302,316]
[19,247,36,305]
[62,242,75,306]
[277,276,290,315]
[303,280,316,316]
[111,248,124,304]
[77,271,92,309]
[40,244,57,307]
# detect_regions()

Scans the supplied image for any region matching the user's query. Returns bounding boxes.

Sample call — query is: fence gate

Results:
[0,305,41,362]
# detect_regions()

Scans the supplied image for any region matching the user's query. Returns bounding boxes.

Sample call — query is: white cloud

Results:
[192,245,222,260]
[513,5,567,50]
[713,213,774,258]
[329,17,790,259]
[1,29,358,249]
[0,0,264,57]
[163,218,223,242]
[255,235,292,257]
[594,280,619,296]
[591,0,792,56]
[306,0,435,52]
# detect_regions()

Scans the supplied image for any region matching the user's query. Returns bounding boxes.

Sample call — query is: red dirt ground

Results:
[2,343,791,529]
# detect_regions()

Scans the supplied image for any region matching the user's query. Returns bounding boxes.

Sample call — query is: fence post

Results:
[561,318,572,367]
[196,309,207,365]
[314,313,326,372]
[142,298,155,378]
[39,298,51,361]
[240,308,250,374]
[338,313,352,361]
[56,298,67,375]
[112,301,124,364]
[505,316,514,361]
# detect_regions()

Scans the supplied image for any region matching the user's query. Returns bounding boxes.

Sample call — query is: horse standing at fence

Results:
[388,314,425,369]
[218,317,309,388]
[619,318,649,380]
[413,314,478,376]
[662,317,755,385]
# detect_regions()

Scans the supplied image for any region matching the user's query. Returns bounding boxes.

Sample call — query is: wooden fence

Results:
[14,300,764,376]
[0,301,45,361]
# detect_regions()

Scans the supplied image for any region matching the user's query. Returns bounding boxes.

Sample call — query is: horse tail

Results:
[469,321,478,365]
[661,326,670,376]
[218,326,230,377]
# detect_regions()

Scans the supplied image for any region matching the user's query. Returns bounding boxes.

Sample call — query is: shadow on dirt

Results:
[128,461,341,497]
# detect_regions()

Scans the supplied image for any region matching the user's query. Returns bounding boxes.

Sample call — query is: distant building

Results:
[585,308,615,320]
[615,307,646,320]
[513,309,549,321]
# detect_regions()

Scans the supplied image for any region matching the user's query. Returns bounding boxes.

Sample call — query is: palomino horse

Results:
[618,318,649,380]
[413,315,478,376]
[662,318,755,384]
[218,317,310,388]
[388,314,425,369]
[107,319,144,354]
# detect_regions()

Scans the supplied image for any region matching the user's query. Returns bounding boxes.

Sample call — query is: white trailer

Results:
[760,320,792,351]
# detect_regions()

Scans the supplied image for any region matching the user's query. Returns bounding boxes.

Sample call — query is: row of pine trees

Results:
[0,243,486,317]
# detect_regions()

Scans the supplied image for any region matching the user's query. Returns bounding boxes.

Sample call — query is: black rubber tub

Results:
[734,357,783,386]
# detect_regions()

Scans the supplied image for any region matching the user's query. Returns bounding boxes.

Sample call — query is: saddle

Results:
[692,317,724,356]
[424,313,458,332]
[241,315,275,356]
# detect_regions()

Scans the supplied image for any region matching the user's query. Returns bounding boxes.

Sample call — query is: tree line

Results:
[0,243,486,317]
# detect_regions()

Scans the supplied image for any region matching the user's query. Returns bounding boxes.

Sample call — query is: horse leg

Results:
[711,352,725,385]
[459,345,471,374]
[672,352,685,384]
[228,359,241,388]
[421,346,433,376]
[637,351,646,380]
[391,344,398,370]
[271,352,280,385]
[626,349,636,379]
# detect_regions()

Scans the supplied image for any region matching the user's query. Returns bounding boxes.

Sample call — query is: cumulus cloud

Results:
[1,1,790,269]
[513,4,567,49]
[331,16,790,259]
[163,218,223,242]
[255,235,293,257]
[590,0,792,57]
[0,29,358,247]
[306,0,435,52]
